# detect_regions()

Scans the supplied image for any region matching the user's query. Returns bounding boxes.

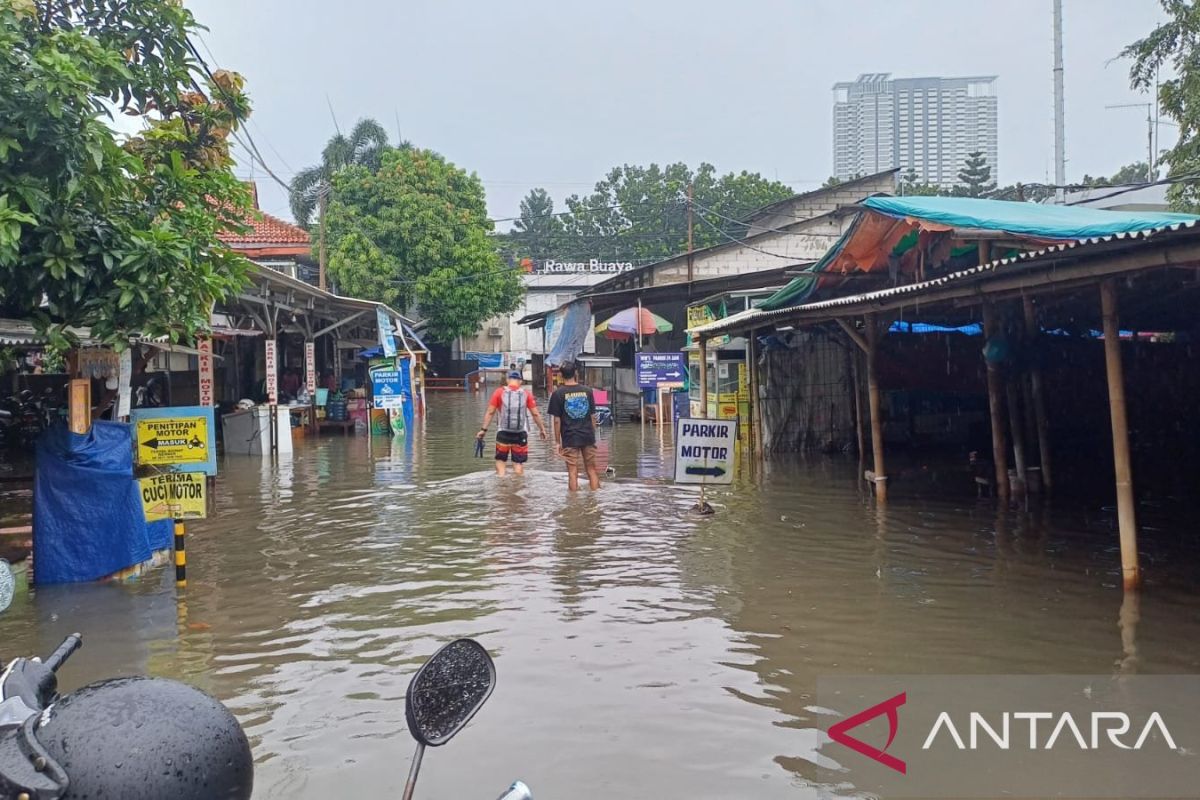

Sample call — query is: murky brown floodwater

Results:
[2,392,1200,798]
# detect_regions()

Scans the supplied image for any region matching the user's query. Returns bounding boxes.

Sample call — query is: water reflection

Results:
[1,393,1199,798]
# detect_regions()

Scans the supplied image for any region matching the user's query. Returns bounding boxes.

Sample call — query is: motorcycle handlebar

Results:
[43,633,83,674]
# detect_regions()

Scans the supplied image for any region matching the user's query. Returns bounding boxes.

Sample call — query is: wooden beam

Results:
[1101,279,1141,591]
[835,318,869,354]
[865,313,887,502]
[312,310,367,339]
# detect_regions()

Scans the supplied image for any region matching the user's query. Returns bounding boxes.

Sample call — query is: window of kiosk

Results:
[715,359,739,398]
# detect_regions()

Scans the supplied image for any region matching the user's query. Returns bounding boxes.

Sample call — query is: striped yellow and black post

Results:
[174,520,187,587]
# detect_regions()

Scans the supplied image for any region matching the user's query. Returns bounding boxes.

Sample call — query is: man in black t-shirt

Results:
[547,362,600,491]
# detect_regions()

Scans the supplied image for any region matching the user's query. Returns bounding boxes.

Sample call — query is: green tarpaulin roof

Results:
[760,197,1199,311]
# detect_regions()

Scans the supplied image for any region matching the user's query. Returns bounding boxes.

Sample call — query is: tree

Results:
[898,168,946,197]
[289,118,392,229]
[0,0,253,346]
[325,147,523,342]
[511,163,793,265]
[508,188,563,260]
[956,151,995,197]
[1125,4,1200,210]
[1082,161,1155,187]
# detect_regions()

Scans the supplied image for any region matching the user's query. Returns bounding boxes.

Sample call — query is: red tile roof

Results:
[219,208,310,246]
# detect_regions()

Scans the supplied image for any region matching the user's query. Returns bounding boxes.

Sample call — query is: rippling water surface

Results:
[2,392,1200,798]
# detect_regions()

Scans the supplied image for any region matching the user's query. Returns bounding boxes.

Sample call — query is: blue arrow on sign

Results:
[685,465,726,478]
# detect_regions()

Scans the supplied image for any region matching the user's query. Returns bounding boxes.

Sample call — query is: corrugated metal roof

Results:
[692,219,1200,336]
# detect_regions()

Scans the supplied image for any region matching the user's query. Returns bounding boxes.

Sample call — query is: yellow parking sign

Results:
[136,415,209,466]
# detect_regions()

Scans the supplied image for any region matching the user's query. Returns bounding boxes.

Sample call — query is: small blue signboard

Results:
[371,368,405,410]
[377,306,397,358]
[636,352,687,388]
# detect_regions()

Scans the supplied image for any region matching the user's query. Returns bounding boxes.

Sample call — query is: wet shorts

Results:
[495,430,529,463]
[562,444,597,471]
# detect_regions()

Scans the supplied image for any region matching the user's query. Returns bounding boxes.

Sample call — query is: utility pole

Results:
[1053,0,1066,203]
[686,183,695,283]
[1106,103,1155,182]
[318,188,328,292]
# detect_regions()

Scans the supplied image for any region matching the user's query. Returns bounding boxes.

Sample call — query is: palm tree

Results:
[290,118,391,289]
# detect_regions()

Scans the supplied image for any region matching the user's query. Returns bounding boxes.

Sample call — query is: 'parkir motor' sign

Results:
[673,419,737,485]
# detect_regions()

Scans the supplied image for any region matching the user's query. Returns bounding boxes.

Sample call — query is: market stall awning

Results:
[761,197,1200,310]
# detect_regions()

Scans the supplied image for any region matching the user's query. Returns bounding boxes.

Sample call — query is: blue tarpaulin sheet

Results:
[33,422,170,584]
[890,321,983,335]
[547,300,593,366]
[861,196,1197,240]
[465,352,504,368]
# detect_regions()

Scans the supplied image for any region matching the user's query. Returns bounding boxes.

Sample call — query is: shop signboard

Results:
[132,406,217,476]
[197,337,214,407]
[264,340,278,404]
[117,349,132,419]
[305,342,316,395]
[635,352,687,388]
[139,472,207,522]
[674,418,737,485]
[685,305,730,347]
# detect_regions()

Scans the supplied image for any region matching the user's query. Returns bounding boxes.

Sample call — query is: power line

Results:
[690,205,804,261]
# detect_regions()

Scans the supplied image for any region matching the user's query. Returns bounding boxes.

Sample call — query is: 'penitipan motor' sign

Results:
[131,406,217,476]
[673,418,737,485]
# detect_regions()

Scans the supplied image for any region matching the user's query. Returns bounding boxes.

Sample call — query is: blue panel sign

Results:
[636,352,687,388]
[371,368,405,410]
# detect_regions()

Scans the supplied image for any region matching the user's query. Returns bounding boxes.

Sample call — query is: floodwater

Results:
[2,392,1200,798]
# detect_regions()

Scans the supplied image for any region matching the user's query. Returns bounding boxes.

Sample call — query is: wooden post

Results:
[747,330,762,456]
[1023,296,1053,492]
[1006,376,1028,499]
[637,296,645,428]
[698,338,709,419]
[865,313,887,502]
[1101,279,1140,591]
[981,301,1011,500]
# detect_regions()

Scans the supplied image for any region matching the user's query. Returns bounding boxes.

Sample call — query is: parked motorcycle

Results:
[0,391,44,450]
[0,566,528,800]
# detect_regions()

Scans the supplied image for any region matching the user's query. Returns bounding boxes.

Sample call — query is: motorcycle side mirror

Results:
[405,638,495,747]
[0,559,14,613]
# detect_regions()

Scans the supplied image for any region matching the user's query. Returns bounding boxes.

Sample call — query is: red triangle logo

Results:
[828,691,907,774]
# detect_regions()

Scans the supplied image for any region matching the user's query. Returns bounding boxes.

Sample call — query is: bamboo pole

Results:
[851,345,866,467]
[1100,280,1140,591]
[865,313,887,502]
[981,301,1011,500]
[1023,296,1053,492]
[698,338,709,419]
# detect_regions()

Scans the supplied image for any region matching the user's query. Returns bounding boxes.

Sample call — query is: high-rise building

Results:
[833,74,998,190]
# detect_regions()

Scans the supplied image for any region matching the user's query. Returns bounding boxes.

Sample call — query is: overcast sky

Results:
[187,0,1173,226]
